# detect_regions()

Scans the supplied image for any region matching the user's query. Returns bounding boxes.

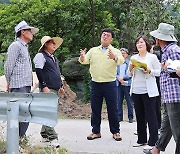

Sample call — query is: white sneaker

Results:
[143,145,153,150]
[133,143,146,147]
[49,139,60,148]
[41,137,50,143]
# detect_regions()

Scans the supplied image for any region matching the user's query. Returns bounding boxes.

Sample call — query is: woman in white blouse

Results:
[128,35,161,151]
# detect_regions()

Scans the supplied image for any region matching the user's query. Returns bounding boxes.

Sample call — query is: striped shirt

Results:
[160,43,180,103]
[4,38,33,88]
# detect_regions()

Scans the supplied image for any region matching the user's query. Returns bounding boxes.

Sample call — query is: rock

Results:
[0,72,39,92]
[62,57,88,81]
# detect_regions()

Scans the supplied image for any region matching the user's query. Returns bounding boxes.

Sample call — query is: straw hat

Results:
[150,23,177,42]
[38,36,63,52]
[15,20,39,34]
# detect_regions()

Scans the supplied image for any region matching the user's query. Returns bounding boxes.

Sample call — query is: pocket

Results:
[168,78,180,91]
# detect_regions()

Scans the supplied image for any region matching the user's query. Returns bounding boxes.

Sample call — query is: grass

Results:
[0,143,68,154]
[0,139,6,154]
[0,137,68,154]
[24,146,68,154]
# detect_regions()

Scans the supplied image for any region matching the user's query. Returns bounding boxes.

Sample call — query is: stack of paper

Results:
[167,59,180,72]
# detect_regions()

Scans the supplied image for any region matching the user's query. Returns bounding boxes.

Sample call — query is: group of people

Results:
[4,20,64,148]
[79,23,180,154]
[2,20,180,153]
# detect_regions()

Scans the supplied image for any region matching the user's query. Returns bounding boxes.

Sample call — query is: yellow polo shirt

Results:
[79,44,124,82]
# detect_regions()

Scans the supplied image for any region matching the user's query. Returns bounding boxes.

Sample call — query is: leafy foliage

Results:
[0,0,116,62]
[83,70,91,102]
[0,0,179,57]
[0,53,5,75]
[0,0,179,101]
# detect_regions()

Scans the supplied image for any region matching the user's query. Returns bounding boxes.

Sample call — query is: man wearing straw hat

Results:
[4,20,39,139]
[144,23,180,154]
[33,36,64,148]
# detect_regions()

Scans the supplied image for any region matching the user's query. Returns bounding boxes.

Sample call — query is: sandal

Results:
[87,133,101,140]
[113,133,122,141]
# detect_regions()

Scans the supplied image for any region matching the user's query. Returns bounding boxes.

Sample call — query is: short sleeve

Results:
[33,53,46,69]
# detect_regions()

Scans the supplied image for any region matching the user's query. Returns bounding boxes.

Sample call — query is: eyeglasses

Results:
[102,32,112,38]
[23,29,32,33]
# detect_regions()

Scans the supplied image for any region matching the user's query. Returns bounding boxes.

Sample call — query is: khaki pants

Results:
[40,89,59,141]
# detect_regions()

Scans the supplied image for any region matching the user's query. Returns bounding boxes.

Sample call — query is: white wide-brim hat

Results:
[38,36,63,52]
[15,20,39,34]
[150,23,177,42]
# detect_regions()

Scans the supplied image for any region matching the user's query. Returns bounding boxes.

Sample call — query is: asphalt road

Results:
[26,119,175,154]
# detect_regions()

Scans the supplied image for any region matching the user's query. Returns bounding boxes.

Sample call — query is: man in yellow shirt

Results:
[79,28,124,141]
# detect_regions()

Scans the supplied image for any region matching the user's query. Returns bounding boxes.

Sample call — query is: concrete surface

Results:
[27,119,175,154]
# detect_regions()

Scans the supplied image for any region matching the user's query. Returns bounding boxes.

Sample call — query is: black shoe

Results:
[119,118,123,122]
[129,119,133,123]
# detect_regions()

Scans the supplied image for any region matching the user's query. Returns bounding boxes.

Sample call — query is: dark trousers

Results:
[90,81,120,134]
[155,95,161,129]
[40,89,58,141]
[10,86,31,137]
[156,77,162,129]
[117,85,133,121]
[132,93,158,146]
[156,103,180,154]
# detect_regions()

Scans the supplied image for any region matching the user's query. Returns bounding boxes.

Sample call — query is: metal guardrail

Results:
[0,92,59,154]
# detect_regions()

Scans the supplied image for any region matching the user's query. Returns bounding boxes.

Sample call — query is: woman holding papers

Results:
[128,35,161,151]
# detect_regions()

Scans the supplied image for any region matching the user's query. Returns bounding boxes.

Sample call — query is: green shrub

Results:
[82,70,91,102]
[0,139,6,154]
[0,53,5,76]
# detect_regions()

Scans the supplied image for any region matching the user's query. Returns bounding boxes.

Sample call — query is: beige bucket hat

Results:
[150,23,177,42]
[38,36,63,52]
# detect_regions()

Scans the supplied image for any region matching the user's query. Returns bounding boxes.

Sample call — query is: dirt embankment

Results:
[59,80,109,120]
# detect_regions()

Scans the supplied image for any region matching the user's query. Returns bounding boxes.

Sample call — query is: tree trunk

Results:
[89,0,96,46]
[125,0,132,53]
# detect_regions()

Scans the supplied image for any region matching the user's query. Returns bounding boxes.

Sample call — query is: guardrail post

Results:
[7,99,19,154]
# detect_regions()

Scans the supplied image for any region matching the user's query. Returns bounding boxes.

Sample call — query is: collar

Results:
[98,44,113,50]
[161,43,175,53]
[17,38,28,47]
[44,50,54,56]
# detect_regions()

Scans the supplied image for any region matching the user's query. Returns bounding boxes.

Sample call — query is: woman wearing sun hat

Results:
[33,36,64,148]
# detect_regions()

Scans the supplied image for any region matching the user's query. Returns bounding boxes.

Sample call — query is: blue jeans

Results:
[155,103,180,154]
[10,86,31,137]
[90,81,120,134]
[117,84,133,121]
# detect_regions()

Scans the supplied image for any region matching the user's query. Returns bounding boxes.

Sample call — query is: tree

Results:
[0,0,116,61]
